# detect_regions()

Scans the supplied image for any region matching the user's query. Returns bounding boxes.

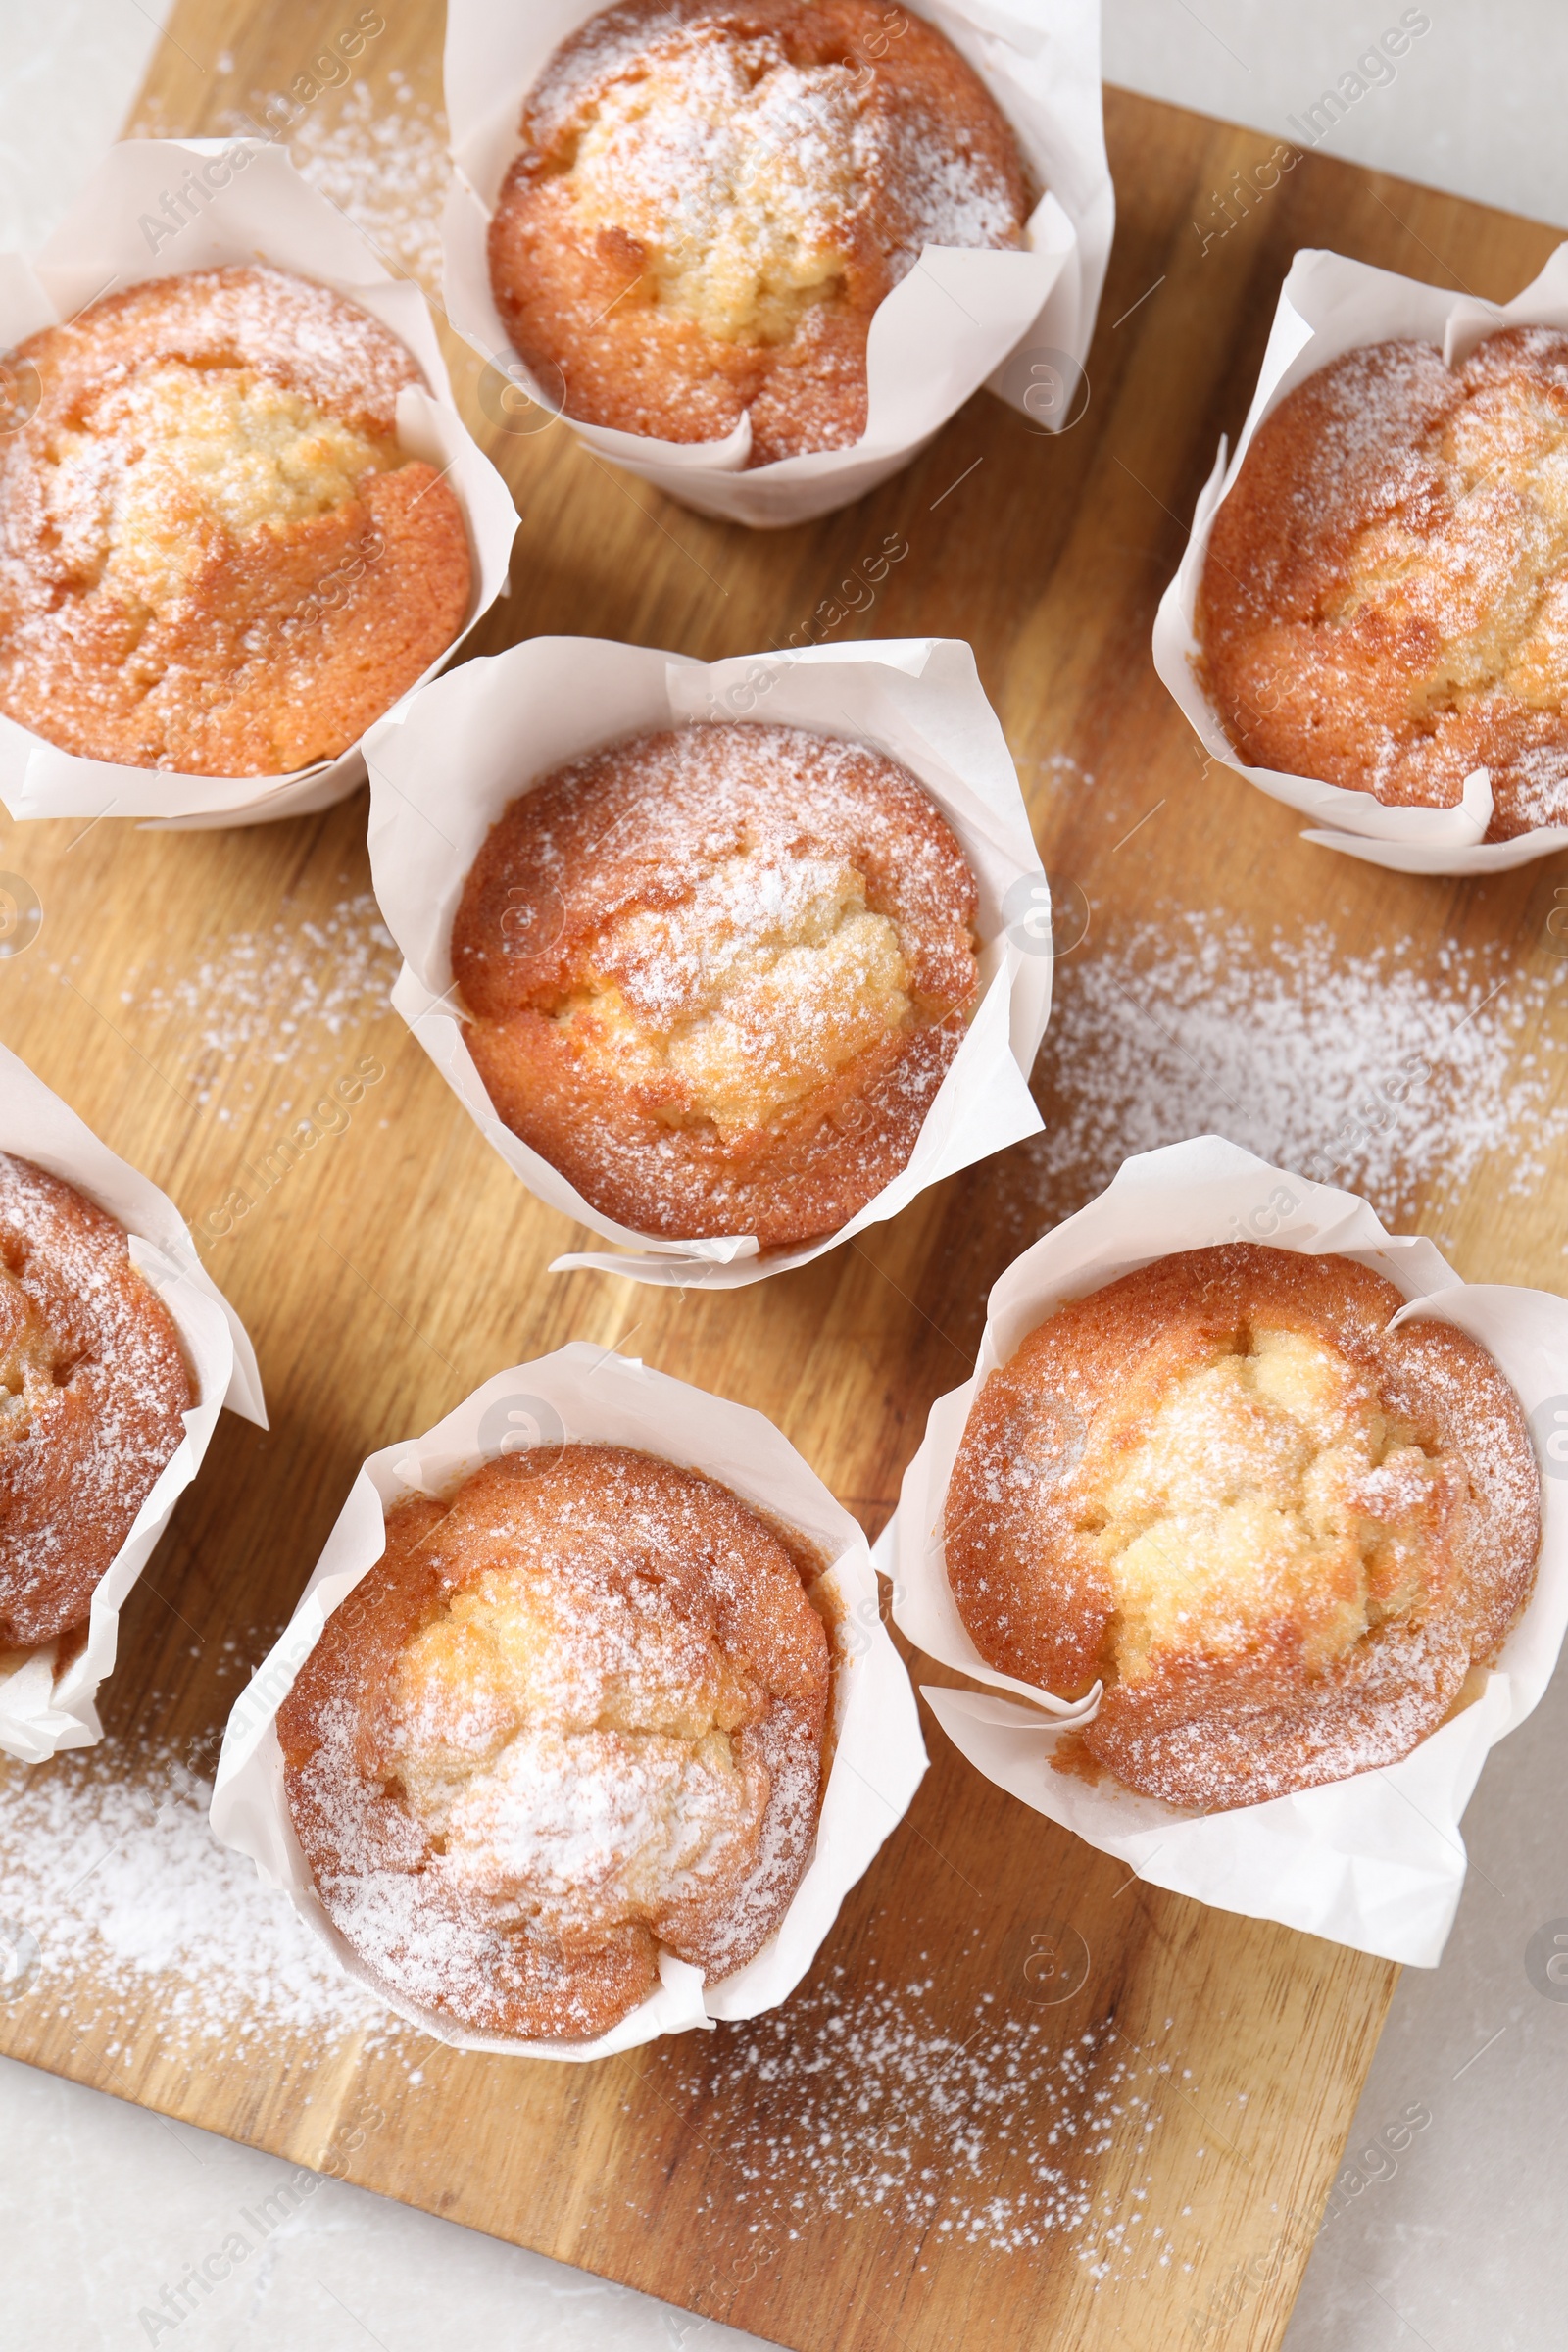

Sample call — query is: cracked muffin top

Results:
[944,1244,1541,1811]
[278,1444,832,2040]
[488,0,1029,466]
[1199,327,1568,842]
[451,719,980,1248]
[0,1153,193,1652]
[0,265,470,776]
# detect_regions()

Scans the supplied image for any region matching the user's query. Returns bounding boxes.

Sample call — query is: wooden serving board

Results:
[2,7,1565,2347]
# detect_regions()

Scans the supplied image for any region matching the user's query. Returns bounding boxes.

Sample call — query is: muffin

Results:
[488,0,1030,466]
[0,265,471,775]
[0,1155,193,1649]
[451,719,981,1247]
[1198,327,1568,841]
[277,1443,832,2040]
[944,1245,1542,1811]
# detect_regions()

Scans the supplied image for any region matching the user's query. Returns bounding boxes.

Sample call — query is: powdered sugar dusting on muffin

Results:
[0,1156,192,1648]
[281,1448,830,2039]
[45,365,395,612]
[1199,326,1568,838]
[30,265,422,437]
[493,0,1028,462]
[455,721,979,1245]
[554,21,1020,343]
[0,267,469,776]
[387,1549,773,1934]
[945,1248,1541,1812]
[588,843,913,1134]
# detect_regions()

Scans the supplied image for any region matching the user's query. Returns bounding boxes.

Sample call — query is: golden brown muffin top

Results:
[489,0,1029,460]
[523,0,1027,323]
[279,1444,831,2040]
[451,720,979,1245]
[0,1154,193,1650]
[456,719,978,1121]
[1198,326,1568,839]
[945,1245,1541,1810]
[0,265,471,776]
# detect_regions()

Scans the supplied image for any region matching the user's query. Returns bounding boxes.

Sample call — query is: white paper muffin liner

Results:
[877,1135,1568,1967]
[441,0,1113,526]
[0,1043,266,1763]
[0,138,519,831]
[365,632,1054,1289]
[1152,243,1568,874]
[211,1342,926,2059]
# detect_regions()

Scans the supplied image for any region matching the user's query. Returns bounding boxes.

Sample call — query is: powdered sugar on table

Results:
[1022,906,1568,1240]
[281,77,450,299]
[108,890,399,1097]
[0,1740,402,2054]
[672,1948,1208,2278]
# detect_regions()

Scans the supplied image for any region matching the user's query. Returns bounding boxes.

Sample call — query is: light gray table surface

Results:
[3,6,1565,2347]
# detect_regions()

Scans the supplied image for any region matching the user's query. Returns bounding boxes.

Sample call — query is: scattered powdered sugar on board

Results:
[673,1953,1199,2278]
[0,1742,406,2055]
[105,891,398,1100]
[1023,907,1568,1237]
[224,75,450,297]
[4,1748,1206,2271]
[1019,750,1098,791]
[129,77,449,298]
[537,20,1021,310]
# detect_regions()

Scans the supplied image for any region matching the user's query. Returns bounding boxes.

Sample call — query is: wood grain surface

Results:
[2,6,1566,2348]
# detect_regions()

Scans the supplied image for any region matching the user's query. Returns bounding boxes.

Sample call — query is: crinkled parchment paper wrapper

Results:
[877,1135,1568,1967]
[0,1043,266,1763]
[1152,242,1568,874]
[441,0,1113,526]
[211,1343,926,2060]
[366,632,1053,1289]
[0,138,518,832]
